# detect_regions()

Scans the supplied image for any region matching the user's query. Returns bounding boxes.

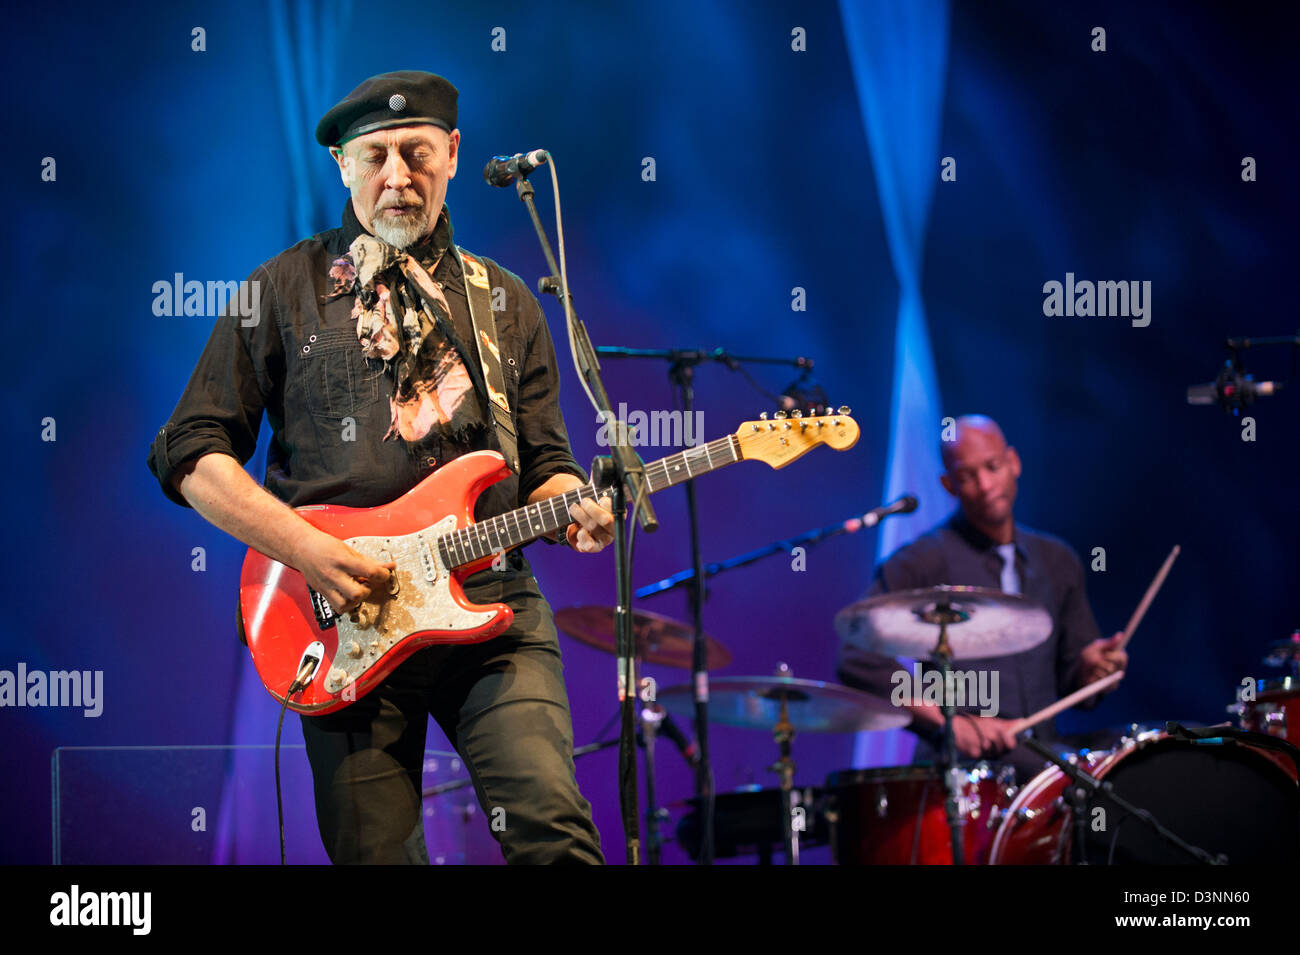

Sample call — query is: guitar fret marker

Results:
[431,420,836,571]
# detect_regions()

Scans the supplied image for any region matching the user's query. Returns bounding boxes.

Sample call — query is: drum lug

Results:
[875,787,888,818]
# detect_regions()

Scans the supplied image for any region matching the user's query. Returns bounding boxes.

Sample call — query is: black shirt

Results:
[147,200,587,540]
[837,511,1104,747]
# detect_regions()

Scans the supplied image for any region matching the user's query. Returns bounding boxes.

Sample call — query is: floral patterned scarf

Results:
[324,214,485,450]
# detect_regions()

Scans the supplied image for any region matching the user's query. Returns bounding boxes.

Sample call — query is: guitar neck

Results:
[436,434,741,570]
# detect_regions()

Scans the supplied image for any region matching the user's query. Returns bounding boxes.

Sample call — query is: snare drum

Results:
[826,764,1016,865]
[989,729,1300,864]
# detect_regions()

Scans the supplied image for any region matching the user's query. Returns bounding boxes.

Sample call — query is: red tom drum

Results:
[826,764,1016,865]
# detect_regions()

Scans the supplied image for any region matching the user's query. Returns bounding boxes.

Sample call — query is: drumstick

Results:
[1007,670,1124,735]
[1117,545,1180,650]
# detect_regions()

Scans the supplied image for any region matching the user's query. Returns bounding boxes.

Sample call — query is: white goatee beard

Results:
[372,208,432,250]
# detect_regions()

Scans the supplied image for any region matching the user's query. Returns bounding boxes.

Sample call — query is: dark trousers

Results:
[300,573,604,864]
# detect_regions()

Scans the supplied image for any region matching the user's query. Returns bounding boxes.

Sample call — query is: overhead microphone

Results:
[1186,360,1283,413]
[483,149,549,187]
[851,495,919,532]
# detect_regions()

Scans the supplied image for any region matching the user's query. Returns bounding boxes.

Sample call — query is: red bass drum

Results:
[989,729,1300,865]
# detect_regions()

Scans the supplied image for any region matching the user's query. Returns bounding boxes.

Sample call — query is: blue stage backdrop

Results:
[2,0,1296,864]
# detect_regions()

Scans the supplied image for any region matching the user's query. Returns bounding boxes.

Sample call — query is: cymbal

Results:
[655,676,909,733]
[835,585,1053,660]
[554,605,733,670]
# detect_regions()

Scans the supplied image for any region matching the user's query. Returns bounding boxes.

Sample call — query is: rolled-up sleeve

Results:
[146,265,283,508]
[511,287,587,505]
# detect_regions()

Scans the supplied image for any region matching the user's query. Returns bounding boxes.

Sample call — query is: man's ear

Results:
[939,472,956,497]
[331,147,352,187]
[446,129,460,179]
[1007,446,1022,479]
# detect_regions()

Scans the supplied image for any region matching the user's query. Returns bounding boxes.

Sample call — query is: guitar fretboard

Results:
[435,434,741,569]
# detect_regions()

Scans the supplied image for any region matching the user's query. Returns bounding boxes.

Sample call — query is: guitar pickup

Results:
[378,546,399,596]
[415,533,438,583]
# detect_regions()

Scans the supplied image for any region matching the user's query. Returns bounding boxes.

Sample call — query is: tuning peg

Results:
[759,412,769,420]
[774,410,787,419]
[838,405,852,415]
[791,409,802,418]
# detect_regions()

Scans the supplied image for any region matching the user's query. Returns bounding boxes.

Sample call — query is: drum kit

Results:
[555,580,1300,865]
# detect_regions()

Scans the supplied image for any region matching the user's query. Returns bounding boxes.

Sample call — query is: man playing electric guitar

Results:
[147,70,612,864]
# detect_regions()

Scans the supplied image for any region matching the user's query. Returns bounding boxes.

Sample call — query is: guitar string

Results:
[437,434,743,568]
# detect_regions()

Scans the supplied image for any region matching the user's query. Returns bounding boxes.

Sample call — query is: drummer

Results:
[836,415,1127,780]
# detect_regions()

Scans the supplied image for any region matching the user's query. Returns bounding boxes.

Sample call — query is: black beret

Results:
[315,70,458,148]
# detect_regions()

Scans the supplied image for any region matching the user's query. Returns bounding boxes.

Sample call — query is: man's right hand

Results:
[950,714,1022,759]
[292,529,396,615]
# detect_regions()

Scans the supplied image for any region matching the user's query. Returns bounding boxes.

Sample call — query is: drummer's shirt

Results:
[836,510,1103,755]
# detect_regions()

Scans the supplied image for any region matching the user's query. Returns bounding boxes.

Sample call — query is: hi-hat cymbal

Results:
[555,606,733,670]
[834,585,1052,660]
[655,676,909,733]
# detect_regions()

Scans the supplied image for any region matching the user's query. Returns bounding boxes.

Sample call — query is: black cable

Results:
[729,360,784,407]
[275,692,292,866]
[276,660,316,866]
[1107,810,1130,866]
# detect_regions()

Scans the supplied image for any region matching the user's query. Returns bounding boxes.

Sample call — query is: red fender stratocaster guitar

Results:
[241,412,860,713]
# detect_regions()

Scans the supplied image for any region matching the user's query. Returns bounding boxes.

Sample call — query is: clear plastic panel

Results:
[51,745,503,864]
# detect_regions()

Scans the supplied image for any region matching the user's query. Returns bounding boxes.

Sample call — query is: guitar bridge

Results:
[307,586,337,630]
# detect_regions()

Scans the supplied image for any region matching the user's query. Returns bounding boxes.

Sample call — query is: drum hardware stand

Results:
[638,693,666,865]
[917,596,970,865]
[1019,735,1224,864]
[765,666,805,866]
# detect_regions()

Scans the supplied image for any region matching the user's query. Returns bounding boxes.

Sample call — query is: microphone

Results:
[641,703,700,768]
[483,149,549,187]
[848,494,919,532]
[1187,360,1282,412]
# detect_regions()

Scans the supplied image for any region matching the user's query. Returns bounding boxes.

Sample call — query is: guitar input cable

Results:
[275,644,325,865]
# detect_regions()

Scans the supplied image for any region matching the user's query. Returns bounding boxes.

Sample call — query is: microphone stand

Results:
[594,345,810,865]
[636,502,915,599]
[510,174,658,865]
[1018,734,1223,864]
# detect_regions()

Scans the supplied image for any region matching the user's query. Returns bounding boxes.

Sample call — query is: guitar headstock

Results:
[734,407,860,469]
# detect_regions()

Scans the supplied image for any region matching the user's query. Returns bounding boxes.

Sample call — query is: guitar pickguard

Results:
[319,514,496,695]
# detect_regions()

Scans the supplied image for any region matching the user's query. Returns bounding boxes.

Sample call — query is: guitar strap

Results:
[400,246,520,475]
[452,246,520,475]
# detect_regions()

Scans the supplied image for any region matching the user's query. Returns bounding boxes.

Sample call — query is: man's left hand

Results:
[566,496,615,553]
[1079,631,1128,690]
